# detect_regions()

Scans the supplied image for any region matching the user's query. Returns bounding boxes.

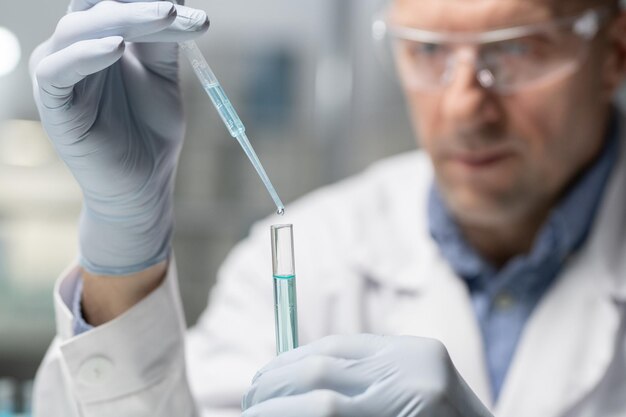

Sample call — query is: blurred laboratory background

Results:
[0,0,413,414]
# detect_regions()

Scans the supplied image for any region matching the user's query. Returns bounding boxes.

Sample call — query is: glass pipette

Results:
[179,40,285,215]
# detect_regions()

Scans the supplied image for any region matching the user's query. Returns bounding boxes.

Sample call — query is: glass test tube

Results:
[271,224,299,355]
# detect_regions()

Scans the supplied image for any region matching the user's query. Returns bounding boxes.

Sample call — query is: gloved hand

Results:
[30,0,209,275]
[242,334,494,417]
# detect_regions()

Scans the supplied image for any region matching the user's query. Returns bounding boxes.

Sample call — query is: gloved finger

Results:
[242,390,363,417]
[34,36,125,110]
[130,5,209,42]
[243,355,370,409]
[51,1,201,52]
[69,0,183,13]
[254,334,386,378]
[124,5,208,80]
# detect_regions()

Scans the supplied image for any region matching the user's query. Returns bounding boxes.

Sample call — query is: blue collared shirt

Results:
[428,119,619,400]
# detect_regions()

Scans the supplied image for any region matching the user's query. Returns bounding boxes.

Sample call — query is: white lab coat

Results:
[33,132,626,417]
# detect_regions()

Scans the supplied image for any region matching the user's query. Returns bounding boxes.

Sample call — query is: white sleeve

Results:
[33,258,199,417]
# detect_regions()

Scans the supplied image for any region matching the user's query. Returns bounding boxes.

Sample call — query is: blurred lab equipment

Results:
[0,378,32,416]
[0,27,20,77]
[0,379,15,417]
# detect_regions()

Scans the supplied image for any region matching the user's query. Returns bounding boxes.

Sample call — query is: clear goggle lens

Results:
[376,8,608,94]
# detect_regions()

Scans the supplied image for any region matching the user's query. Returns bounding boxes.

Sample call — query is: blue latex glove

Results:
[242,334,494,417]
[30,0,209,275]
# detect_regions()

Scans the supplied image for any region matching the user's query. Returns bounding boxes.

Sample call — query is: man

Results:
[30,0,626,415]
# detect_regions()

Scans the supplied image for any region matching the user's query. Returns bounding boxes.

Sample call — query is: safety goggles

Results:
[372,7,610,94]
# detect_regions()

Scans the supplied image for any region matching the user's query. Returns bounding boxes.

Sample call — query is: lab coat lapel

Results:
[495,130,626,417]
[493,254,622,417]
[353,156,494,409]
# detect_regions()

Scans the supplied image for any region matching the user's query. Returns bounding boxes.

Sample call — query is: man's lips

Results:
[448,149,515,167]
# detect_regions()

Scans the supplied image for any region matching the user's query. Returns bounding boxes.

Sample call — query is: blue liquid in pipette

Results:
[204,83,245,137]
[203,83,285,215]
[180,40,285,215]
[273,274,298,354]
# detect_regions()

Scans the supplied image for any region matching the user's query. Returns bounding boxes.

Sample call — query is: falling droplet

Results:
[277,208,285,216]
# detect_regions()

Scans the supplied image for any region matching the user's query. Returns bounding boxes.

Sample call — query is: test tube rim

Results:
[271,223,295,277]
[271,224,293,230]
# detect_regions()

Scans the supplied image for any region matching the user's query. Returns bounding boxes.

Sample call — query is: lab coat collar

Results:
[395,130,626,415]
[353,117,626,415]
[495,125,626,417]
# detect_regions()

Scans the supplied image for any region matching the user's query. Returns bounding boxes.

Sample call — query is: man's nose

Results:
[441,54,501,131]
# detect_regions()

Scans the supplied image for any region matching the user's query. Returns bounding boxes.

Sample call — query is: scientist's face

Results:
[390,0,626,226]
